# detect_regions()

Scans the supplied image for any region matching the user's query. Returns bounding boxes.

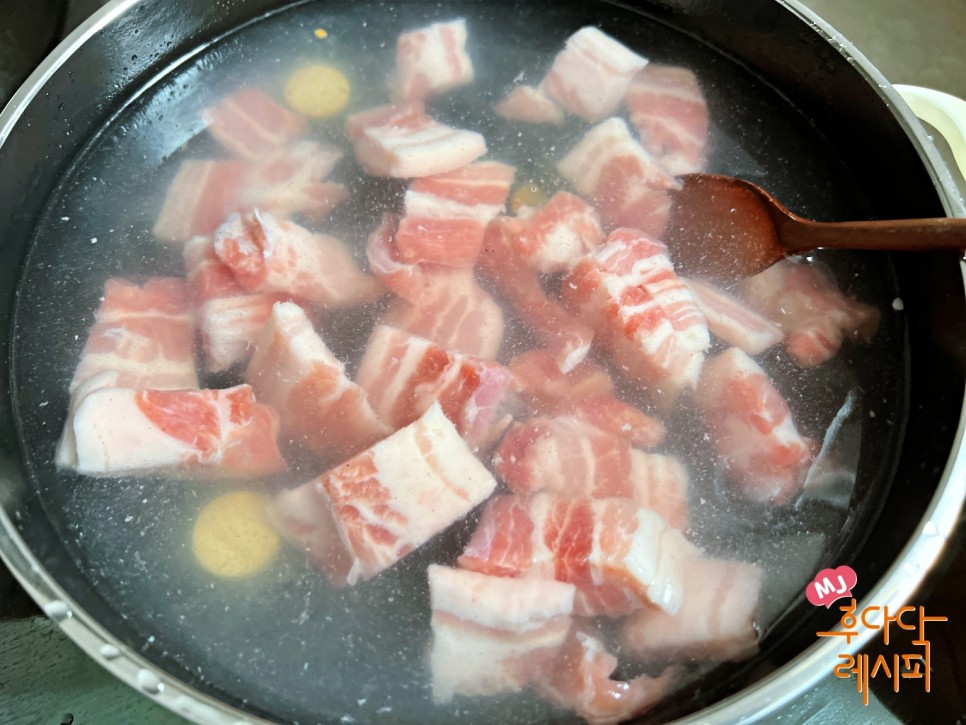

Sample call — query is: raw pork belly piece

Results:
[428,565,575,703]
[480,216,593,372]
[245,302,391,460]
[392,18,474,101]
[541,27,648,122]
[459,494,700,616]
[509,349,614,411]
[395,161,515,266]
[153,160,248,244]
[367,215,505,359]
[564,229,710,407]
[344,101,486,178]
[558,118,678,237]
[494,85,565,125]
[492,418,685,529]
[214,210,381,307]
[313,403,497,584]
[355,325,512,450]
[622,557,762,663]
[683,277,783,356]
[534,629,676,725]
[696,347,813,503]
[739,260,880,367]
[64,384,286,478]
[514,191,605,274]
[203,87,308,160]
[625,65,709,176]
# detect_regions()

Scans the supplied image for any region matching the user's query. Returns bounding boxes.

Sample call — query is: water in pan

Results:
[10,0,906,722]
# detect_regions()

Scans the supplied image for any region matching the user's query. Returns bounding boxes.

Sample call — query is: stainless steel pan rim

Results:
[0,1,963,723]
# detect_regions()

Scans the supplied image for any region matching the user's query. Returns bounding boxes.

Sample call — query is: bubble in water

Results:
[922,521,939,537]
[99,643,121,659]
[43,600,71,621]
[137,669,164,694]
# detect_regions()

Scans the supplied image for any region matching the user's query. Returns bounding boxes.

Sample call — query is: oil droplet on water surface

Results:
[192,491,280,578]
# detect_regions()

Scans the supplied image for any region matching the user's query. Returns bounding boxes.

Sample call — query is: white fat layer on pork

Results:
[393,18,474,101]
[684,277,783,355]
[403,189,503,223]
[357,123,487,178]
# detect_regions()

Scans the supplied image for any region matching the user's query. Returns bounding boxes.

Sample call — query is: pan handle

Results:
[895,84,966,182]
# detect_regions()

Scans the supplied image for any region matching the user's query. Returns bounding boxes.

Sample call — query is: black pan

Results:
[1,1,964,723]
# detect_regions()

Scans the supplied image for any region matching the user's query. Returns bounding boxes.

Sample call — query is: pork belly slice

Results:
[683,277,784,356]
[391,18,474,101]
[344,101,486,178]
[563,229,709,408]
[287,403,497,585]
[214,210,381,307]
[509,349,614,410]
[625,65,709,176]
[63,384,286,478]
[492,418,683,528]
[514,191,604,274]
[203,86,308,160]
[367,215,505,359]
[245,302,391,460]
[696,347,813,503]
[622,557,762,663]
[739,260,880,367]
[494,85,565,125]
[395,161,515,266]
[541,27,648,122]
[480,216,593,372]
[153,160,249,244]
[535,629,676,725]
[459,494,700,616]
[428,565,575,703]
[355,325,512,450]
[558,118,678,237]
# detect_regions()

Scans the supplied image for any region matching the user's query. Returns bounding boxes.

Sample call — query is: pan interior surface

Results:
[8,1,907,722]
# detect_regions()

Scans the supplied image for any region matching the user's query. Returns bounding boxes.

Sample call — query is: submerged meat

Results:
[214,210,381,307]
[509,349,614,411]
[625,65,709,176]
[696,347,813,503]
[245,302,391,460]
[564,229,709,407]
[459,494,699,616]
[153,160,249,244]
[739,260,880,367]
[396,161,515,266]
[203,87,308,160]
[622,557,763,663]
[514,191,605,274]
[494,85,565,125]
[355,325,512,450]
[428,565,575,703]
[542,27,648,122]
[558,118,678,237]
[391,18,474,101]
[64,384,286,478]
[684,277,784,356]
[345,101,486,178]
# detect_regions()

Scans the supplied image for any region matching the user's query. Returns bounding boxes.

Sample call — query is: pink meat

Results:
[566,395,667,449]
[492,417,685,529]
[683,277,784,356]
[289,403,498,585]
[541,27,648,122]
[214,210,382,307]
[480,216,594,372]
[395,161,515,266]
[344,101,486,178]
[696,347,813,503]
[509,349,615,411]
[563,229,709,408]
[514,191,605,274]
[245,302,391,461]
[391,18,474,101]
[558,117,678,237]
[203,87,308,160]
[367,215,505,359]
[625,65,709,176]
[622,557,762,663]
[355,325,512,450]
[534,628,676,725]
[494,85,565,125]
[153,160,248,244]
[459,494,700,616]
[739,260,881,367]
[427,565,575,703]
[64,384,286,478]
